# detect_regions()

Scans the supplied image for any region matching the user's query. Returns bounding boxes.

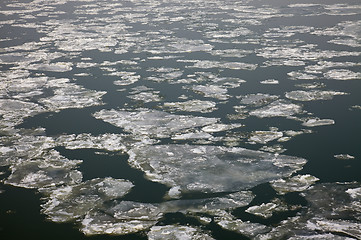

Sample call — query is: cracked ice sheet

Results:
[40,178,134,223]
[215,211,270,239]
[254,182,361,240]
[0,99,45,130]
[148,225,215,240]
[39,78,106,112]
[93,109,218,139]
[80,191,254,236]
[128,144,306,194]
[4,149,82,189]
[55,133,145,152]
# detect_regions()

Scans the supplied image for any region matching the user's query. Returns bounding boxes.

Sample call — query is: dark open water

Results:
[1,0,361,239]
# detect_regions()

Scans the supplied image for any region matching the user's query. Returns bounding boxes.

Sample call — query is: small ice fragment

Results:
[302,118,335,127]
[245,198,299,219]
[334,154,355,160]
[93,109,218,138]
[260,79,279,84]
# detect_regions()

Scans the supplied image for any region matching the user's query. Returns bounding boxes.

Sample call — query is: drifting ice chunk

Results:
[41,178,134,222]
[148,225,215,240]
[216,217,270,238]
[260,79,279,84]
[249,131,283,144]
[56,133,132,152]
[270,174,319,195]
[93,109,218,138]
[26,62,73,72]
[285,90,348,101]
[39,81,106,112]
[163,100,217,113]
[239,93,279,107]
[334,154,355,160]
[245,198,299,219]
[202,123,243,133]
[81,201,162,235]
[302,118,335,127]
[5,149,82,189]
[128,144,307,194]
[191,84,229,100]
[249,100,302,118]
[324,69,361,80]
[0,99,45,128]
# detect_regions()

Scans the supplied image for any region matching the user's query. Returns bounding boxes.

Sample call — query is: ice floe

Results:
[5,149,82,189]
[81,201,162,235]
[238,93,279,107]
[270,174,320,195]
[163,100,217,113]
[334,154,356,160]
[41,178,134,222]
[93,109,218,139]
[246,198,301,219]
[285,90,348,101]
[216,213,270,239]
[255,182,361,239]
[0,99,45,129]
[249,100,303,118]
[128,144,306,194]
[148,225,215,240]
[260,79,279,85]
[302,118,335,127]
[248,131,283,144]
[324,69,361,80]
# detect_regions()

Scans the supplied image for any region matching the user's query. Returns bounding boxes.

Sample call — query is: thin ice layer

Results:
[93,109,218,138]
[128,144,307,194]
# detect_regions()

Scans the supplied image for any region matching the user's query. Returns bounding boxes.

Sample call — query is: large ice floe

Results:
[128,144,307,194]
[93,109,218,139]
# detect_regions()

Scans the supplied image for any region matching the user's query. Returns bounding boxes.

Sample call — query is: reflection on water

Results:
[1,0,361,239]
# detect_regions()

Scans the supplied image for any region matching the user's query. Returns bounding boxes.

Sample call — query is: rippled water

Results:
[1,0,361,239]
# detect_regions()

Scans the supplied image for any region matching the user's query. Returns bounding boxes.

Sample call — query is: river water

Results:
[1,0,361,239]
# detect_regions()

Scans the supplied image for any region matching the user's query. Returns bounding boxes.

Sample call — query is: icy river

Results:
[1,0,361,239]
